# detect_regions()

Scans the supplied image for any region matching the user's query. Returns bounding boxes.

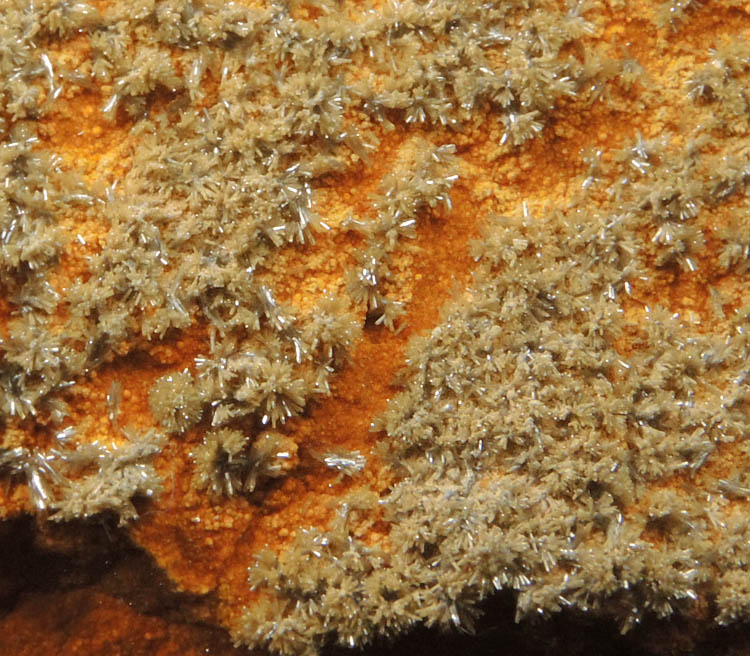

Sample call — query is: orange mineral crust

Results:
[3,0,750,655]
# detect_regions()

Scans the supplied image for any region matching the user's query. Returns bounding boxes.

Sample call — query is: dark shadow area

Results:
[0,515,124,615]
[0,515,217,624]
[326,595,750,656]
[3,517,750,655]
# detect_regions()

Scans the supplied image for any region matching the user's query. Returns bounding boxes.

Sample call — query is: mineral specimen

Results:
[2,0,750,654]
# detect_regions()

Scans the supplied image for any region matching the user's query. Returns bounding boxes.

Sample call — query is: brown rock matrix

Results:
[2,0,750,654]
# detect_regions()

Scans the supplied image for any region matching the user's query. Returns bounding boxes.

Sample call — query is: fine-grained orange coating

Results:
[4,0,750,653]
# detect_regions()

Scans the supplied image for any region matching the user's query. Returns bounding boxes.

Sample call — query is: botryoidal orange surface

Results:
[3,1,750,655]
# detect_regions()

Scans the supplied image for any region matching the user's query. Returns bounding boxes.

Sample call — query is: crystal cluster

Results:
[2,0,750,654]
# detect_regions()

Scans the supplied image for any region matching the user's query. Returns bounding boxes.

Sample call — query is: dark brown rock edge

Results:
[1,521,750,656]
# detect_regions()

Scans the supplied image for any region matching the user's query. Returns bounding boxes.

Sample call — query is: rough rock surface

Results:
[3,0,750,654]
